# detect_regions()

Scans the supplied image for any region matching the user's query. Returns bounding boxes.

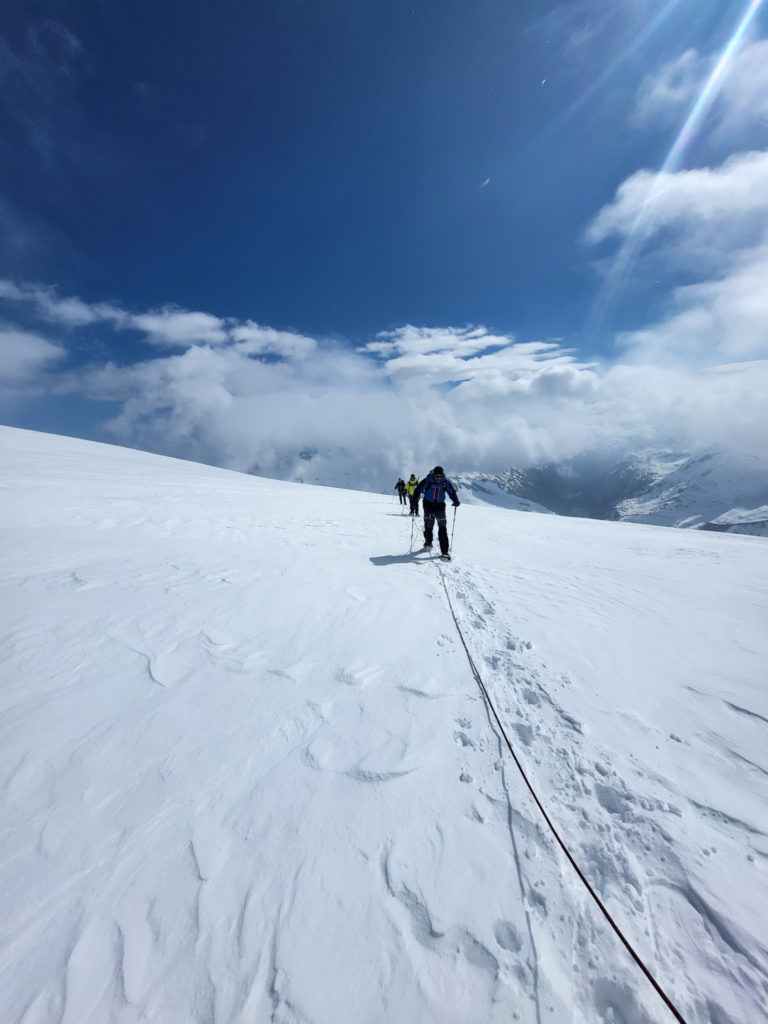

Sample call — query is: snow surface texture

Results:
[1,425,767,1024]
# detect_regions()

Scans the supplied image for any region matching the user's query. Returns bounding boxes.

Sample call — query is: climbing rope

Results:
[435,563,690,1024]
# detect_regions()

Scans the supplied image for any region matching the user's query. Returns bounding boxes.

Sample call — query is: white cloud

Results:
[586,149,768,247]
[631,48,708,127]
[0,279,125,327]
[617,242,768,363]
[363,324,508,359]
[716,38,768,136]
[598,358,768,455]
[230,321,316,359]
[587,148,768,367]
[527,364,600,398]
[0,281,238,348]
[0,324,66,381]
[362,325,578,389]
[128,307,229,347]
[631,38,768,139]
[0,281,328,356]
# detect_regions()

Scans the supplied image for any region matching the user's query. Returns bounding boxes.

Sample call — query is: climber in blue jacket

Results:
[414,466,460,559]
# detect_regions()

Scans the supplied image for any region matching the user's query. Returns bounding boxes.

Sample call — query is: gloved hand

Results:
[452,499,460,507]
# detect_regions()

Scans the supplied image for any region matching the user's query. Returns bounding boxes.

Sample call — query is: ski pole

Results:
[449,504,457,553]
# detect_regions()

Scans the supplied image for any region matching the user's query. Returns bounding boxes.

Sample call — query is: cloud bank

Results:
[0,270,765,491]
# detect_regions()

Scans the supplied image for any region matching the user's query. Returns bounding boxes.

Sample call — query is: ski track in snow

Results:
[1,427,767,1024]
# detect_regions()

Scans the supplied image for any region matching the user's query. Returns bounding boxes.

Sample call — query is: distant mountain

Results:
[455,449,768,536]
[615,450,768,535]
[457,455,657,519]
[452,470,557,515]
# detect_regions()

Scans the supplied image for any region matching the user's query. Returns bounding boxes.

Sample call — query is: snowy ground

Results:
[1,425,767,1024]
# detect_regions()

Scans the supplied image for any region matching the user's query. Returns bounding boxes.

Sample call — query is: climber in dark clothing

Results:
[414,466,460,559]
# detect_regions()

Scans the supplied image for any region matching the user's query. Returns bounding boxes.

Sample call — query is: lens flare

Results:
[522,1,684,162]
[561,1,684,134]
[587,0,767,340]
[663,0,765,176]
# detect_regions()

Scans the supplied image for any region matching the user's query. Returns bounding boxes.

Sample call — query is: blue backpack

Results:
[421,473,454,503]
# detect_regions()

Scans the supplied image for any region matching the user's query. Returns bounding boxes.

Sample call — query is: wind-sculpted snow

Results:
[1,425,767,1023]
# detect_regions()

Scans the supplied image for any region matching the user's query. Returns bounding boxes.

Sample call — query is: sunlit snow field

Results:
[1,425,766,1024]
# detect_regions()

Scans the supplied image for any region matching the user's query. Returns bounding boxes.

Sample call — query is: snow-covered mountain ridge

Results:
[616,450,768,533]
[1,425,767,1024]
[454,449,768,535]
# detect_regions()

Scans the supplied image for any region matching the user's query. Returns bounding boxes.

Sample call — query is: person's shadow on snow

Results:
[369,552,430,566]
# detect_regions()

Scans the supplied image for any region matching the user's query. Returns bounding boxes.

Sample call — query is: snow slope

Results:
[1,425,767,1024]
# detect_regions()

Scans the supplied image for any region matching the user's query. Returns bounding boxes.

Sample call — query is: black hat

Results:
[433,465,444,475]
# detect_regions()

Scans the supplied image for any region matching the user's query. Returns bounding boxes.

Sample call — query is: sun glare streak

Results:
[663,0,765,175]
[557,1,683,135]
[522,0,683,162]
[587,0,767,340]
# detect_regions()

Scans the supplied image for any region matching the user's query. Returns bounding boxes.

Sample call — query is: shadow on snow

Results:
[369,552,432,567]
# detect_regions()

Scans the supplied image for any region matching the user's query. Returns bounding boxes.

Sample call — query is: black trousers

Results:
[423,499,449,554]
[408,492,419,515]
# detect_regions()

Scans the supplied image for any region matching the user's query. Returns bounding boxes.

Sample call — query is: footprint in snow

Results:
[494,920,523,953]
[505,636,533,652]
[527,887,547,916]
[594,782,633,818]
[512,722,534,747]
[335,668,361,686]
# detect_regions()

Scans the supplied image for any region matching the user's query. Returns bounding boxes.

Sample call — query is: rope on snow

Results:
[434,562,690,1024]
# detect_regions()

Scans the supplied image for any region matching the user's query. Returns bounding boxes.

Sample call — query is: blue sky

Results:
[1,0,768,486]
